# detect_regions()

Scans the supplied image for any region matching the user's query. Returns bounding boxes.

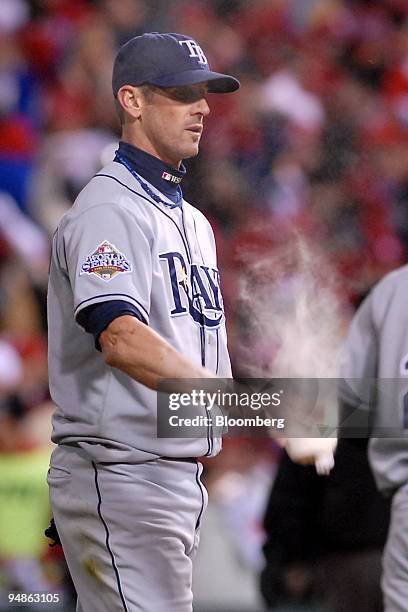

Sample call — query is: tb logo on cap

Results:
[179,40,208,65]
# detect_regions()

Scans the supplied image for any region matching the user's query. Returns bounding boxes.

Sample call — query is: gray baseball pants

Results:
[47,445,208,612]
[382,482,408,611]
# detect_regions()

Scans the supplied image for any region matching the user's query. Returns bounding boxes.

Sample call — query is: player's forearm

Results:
[100,315,216,390]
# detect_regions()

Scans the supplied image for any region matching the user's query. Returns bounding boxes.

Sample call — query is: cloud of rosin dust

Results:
[238,233,347,442]
[239,233,346,378]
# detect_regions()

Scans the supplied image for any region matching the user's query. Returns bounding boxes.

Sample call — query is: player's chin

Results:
[180,141,200,160]
[180,132,201,157]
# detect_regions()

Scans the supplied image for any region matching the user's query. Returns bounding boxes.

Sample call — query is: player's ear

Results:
[116,86,145,121]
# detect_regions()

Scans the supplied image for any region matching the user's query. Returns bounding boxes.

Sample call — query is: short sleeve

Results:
[60,203,152,322]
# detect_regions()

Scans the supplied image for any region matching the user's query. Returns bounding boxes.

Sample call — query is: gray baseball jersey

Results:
[340,264,408,496]
[47,159,231,463]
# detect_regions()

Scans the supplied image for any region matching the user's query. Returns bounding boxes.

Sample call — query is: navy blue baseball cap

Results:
[112,32,240,96]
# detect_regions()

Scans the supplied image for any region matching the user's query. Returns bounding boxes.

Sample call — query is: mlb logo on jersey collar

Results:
[115,153,183,209]
[162,171,182,184]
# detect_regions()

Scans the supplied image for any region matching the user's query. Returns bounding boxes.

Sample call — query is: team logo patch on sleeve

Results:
[80,241,132,281]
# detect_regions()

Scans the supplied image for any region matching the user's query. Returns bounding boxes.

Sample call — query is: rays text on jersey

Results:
[159,251,224,328]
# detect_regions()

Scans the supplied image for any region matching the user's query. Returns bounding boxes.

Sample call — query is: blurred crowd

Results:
[0,0,407,609]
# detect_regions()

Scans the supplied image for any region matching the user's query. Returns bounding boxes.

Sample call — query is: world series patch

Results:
[80,241,132,282]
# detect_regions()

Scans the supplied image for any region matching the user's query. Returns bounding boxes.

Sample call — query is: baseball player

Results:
[47,33,239,612]
[340,265,408,612]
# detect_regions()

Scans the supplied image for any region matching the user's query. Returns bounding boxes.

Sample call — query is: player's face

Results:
[139,83,210,167]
